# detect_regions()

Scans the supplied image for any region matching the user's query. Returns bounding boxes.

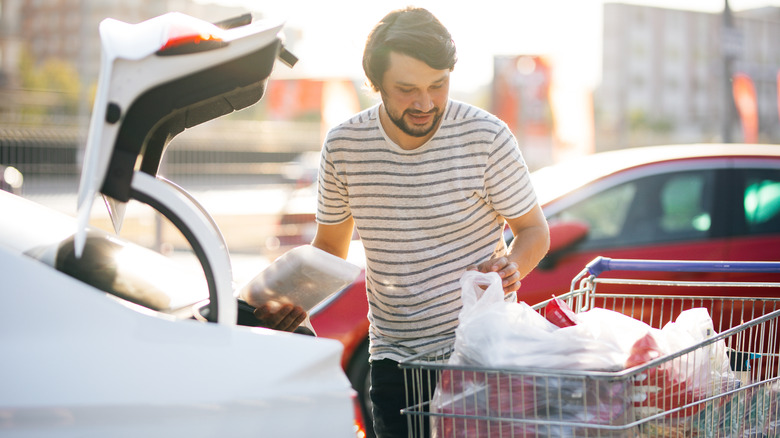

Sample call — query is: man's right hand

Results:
[252,300,307,332]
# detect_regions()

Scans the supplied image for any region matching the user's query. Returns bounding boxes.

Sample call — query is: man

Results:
[257,7,549,437]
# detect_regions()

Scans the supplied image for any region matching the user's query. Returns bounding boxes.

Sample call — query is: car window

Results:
[659,174,711,234]
[553,183,636,241]
[741,169,780,235]
[549,169,714,250]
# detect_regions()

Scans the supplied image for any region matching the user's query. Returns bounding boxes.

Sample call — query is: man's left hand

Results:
[469,256,521,294]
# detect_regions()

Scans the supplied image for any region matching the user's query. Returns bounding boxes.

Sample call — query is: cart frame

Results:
[400,257,780,437]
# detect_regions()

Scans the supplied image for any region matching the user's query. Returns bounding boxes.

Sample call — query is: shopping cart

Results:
[400,257,780,437]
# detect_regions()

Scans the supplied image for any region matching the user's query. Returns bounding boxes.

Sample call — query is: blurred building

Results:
[492,55,553,169]
[3,0,244,93]
[0,0,22,88]
[597,3,780,150]
[491,54,595,170]
[0,0,307,192]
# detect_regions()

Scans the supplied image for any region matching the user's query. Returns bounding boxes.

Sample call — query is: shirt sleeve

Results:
[316,142,352,225]
[484,124,538,219]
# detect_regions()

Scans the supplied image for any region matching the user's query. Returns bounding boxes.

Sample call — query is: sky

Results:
[197,0,780,94]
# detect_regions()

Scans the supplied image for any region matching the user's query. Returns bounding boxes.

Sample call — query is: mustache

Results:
[405,108,438,116]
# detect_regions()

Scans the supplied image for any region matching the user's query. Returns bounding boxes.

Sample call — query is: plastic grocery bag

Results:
[432,271,637,438]
[627,308,740,419]
[451,271,651,371]
[659,308,736,395]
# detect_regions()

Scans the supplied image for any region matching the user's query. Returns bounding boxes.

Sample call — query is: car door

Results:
[519,164,727,305]
[723,163,780,291]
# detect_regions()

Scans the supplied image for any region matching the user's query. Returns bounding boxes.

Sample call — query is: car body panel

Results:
[0,190,75,253]
[310,276,370,369]
[0,191,356,437]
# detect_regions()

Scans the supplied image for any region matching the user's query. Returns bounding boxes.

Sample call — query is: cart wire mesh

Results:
[400,258,780,438]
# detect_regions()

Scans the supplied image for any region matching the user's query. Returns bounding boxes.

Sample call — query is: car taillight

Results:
[157,21,227,55]
[351,391,368,438]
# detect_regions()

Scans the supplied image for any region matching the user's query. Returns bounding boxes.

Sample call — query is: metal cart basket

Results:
[400,257,780,437]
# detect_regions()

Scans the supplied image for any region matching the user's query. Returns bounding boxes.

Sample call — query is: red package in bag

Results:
[431,369,538,437]
[544,295,579,328]
[628,333,704,418]
[626,332,663,368]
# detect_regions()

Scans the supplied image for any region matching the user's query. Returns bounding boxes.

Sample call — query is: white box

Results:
[238,244,361,311]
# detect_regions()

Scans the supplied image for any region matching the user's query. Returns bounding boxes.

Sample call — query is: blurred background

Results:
[1,0,779,280]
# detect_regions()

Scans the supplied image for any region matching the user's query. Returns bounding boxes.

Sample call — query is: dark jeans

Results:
[370,359,431,438]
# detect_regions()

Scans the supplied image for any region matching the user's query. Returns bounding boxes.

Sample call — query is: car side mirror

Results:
[538,220,589,270]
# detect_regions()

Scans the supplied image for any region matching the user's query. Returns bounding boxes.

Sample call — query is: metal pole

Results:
[722,0,736,143]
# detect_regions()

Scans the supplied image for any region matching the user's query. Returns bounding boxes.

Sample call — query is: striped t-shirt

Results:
[317,99,538,362]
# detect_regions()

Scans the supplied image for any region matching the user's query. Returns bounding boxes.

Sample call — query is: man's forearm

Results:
[507,224,550,280]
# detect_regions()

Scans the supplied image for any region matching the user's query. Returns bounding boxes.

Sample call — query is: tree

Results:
[16,46,81,119]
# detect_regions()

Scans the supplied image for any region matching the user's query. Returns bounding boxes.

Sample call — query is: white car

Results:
[0,12,360,437]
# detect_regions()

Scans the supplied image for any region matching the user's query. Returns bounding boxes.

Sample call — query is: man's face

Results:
[379,52,450,145]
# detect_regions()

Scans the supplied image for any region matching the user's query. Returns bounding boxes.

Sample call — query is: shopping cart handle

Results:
[586,256,780,277]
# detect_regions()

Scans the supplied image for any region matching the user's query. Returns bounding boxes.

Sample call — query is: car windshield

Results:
[28,231,209,313]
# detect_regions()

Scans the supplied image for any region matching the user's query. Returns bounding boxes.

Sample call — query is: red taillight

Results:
[351,391,368,438]
[157,22,227,55]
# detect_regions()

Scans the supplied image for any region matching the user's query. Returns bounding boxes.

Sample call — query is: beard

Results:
[384,105,443,138]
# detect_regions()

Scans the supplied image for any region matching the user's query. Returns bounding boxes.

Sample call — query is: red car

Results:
[307,143,780,435]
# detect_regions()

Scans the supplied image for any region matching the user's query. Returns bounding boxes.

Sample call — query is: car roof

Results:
[531,143,780,205]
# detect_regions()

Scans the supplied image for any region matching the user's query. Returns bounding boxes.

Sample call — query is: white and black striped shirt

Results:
[317,99,538,362]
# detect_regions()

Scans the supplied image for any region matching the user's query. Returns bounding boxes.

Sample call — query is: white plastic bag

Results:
[452,271,646,371]
[626,308,740,419]
[657,308,738,396]
[452,271,557,367]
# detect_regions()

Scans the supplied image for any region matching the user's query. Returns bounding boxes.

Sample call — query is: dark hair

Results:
[362,7,457,92]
